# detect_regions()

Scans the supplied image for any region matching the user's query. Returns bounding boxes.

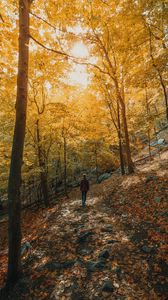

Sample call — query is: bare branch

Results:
[30,34,69,57]
[30,11,77,37]
[0,13,4,23]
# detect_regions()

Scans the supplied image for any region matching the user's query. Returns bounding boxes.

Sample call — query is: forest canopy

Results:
[0,0,168,195]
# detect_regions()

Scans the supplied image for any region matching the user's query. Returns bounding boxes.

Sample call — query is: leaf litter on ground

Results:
[0,151,168,299]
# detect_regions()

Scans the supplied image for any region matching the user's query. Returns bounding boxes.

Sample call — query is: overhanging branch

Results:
[30,34,111,76]
[30,34,69,57]
[30,11,76,37]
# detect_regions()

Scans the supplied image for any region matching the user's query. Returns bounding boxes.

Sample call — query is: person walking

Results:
[80,174,89,207]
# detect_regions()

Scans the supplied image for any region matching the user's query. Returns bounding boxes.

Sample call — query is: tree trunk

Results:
[157,72,168,122]
[154,125,161,159]
[36,119,49,207]
[63,136,68,196]
[55,157,60,194]
[6,0,30,287]
[105,92,125,175]
[116,84,134,174]
[93,30,134,173]
[94,143,99,181]
[147,129,152,160]
[117,101,125,175]
[40,172,49,206]
[118,135,125,174]
[152,61,168,122]
[149,29,168,122]
[145,84,152,160]
[121,103,134,174]
[113,78,134,174]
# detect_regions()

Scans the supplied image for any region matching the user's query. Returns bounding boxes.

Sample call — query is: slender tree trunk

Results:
[114,79,134,174]
[158,72,168,121]
[117,101,125,175]
[152,61,168,121]
[149,29,168,121]
[36,119,49,207]
[40,172,49,206]
[118,133,125,174]
[145,84,152,160]
[55,157,61,194]
[154,125,161,159]
[118,91,134,174]
[95,34,133,173]
[93,30,133,173]
[94,143,99,181]
[55,163,58,195]
[147,129,152,159]
[120,103,134,174]
[63,136,67,196]
[105,93,125,175]
[6,0,30,287]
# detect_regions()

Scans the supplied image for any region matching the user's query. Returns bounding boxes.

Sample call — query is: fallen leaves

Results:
[0,155,168,299]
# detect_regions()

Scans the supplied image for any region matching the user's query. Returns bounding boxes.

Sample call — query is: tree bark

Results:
[120,102,134,174]
[104,90,125,175]
[94,143,99,181]
[147,129,152,159]
[115,80,134,174]
[36,119,49,207]
[6,0,30,287]
[145,84,152,160]
[148,25,168,122]
[63,136,68,196]
[91,26,133,173]
[117,101,125,175]
[157,71,168,122]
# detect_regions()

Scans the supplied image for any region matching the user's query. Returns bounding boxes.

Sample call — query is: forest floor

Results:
[0,151,168,300]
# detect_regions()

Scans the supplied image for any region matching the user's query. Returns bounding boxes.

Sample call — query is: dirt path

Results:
[2,177,166,300]
[0,154,168,300]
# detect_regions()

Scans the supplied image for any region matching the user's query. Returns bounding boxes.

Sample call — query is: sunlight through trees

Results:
[0,0,168,294]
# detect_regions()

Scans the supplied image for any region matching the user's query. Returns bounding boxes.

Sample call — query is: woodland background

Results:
[0,1,168,298]
[0,0,168,208]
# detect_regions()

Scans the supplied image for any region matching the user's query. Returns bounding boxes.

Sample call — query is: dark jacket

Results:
[80,179,89,192]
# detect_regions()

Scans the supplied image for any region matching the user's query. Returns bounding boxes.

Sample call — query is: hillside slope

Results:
[0,151,168,300]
